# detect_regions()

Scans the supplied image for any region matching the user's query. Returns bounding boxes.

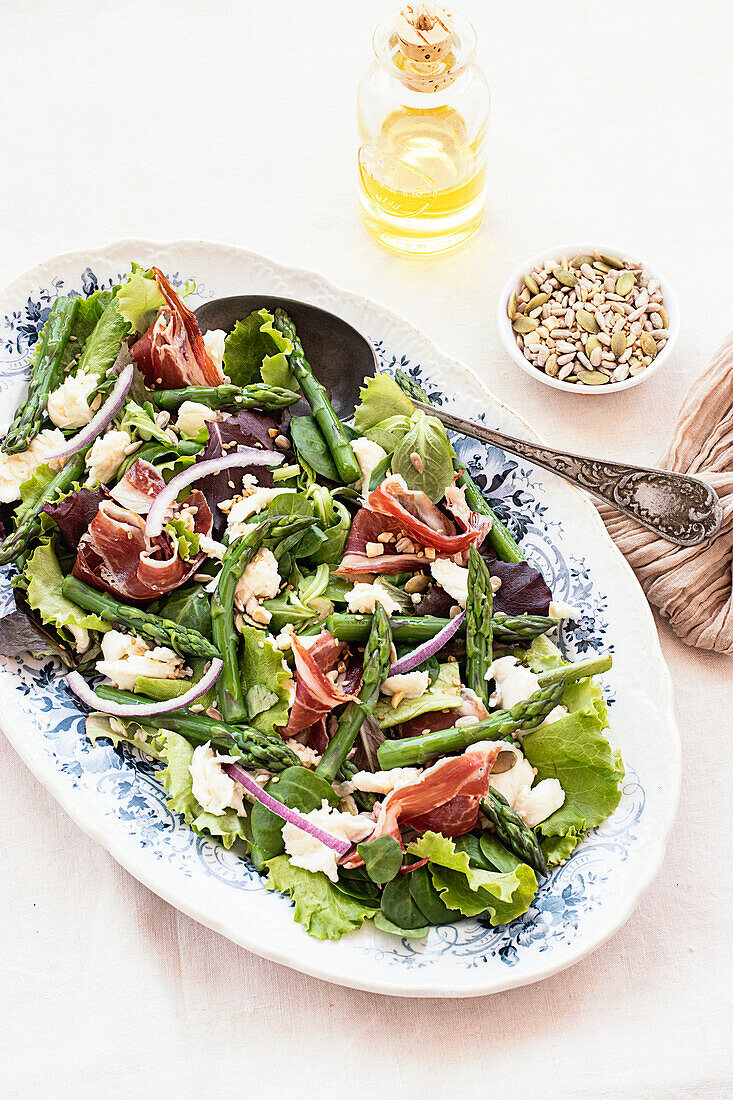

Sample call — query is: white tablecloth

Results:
[2,1,731,1095]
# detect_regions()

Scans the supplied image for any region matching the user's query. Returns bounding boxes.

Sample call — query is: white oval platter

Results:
[0,240,680,997]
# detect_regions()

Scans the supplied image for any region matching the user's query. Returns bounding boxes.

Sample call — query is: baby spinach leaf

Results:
[356,835,403,884]
[159,583,212,637]
[250,766,338,861]
[368,451,393,492]
[391,411,454,503]
[478,833,524,873]
[380,875,429,929]
[373,912,429,939]
[408,865,461,926]
[290,415,340,481]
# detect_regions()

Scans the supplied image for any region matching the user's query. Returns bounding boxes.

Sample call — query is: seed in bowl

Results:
[509,252,669,386]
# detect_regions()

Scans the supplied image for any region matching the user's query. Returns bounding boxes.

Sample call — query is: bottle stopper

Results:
[395,4,454,63]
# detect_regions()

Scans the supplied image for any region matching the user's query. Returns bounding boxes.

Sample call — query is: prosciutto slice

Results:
[336,509,443,577]
[282,632,357,738]
[129,268,225,389]
[444,483,494,548]
[370,742,502,844]
[109,459,167,515]
[367,476,482,553]
[72,474,213,602]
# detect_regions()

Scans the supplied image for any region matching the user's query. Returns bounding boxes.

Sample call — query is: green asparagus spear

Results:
[211,516,316,722]
[466,545,493,706]
[480,789,547,877]
[453,459,525,564]
[61,575,219,658]
[316,603,392,783]
[4,297,80,454]
[93,686,299,772]
[0,450,89,566]
[148,384,299,412]
[537,653,611,687]
[376,680,565,769]
[392,370,525,564]
[325,612,555,647]
[272,309,361,486]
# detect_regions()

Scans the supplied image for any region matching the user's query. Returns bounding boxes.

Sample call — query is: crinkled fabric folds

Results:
[597,334,733,654]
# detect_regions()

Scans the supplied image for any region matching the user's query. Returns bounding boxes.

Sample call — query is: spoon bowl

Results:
[194,295,377,419]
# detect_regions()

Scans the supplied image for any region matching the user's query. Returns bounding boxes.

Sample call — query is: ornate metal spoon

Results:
[195,296,722,548]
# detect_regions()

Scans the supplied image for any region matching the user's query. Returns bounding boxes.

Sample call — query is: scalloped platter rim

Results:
[0,239,680,997]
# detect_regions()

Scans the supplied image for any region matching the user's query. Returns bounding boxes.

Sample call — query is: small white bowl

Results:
[497,243,679,395]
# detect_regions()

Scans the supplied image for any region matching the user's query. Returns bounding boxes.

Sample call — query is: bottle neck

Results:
[372,9,477,95]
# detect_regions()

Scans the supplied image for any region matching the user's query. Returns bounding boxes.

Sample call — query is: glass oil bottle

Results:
[358,4,490,255]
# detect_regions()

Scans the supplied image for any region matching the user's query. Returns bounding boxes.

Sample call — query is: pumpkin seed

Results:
[553,268,578,288]
[513,316,539,334]
[526,293,548,312]
[523,274,540,296]
[640,332,658,356]
[571,254,594,269]
[507,291,517,319]
[659,306,669,328]
[593,261,610,274]
[615,271,635,297]
[577,309,600,334]
[610,332,627,357]
[544,354,559,377]
[577,370,610,385]
[585,335,601,356]
[599,253,624,270]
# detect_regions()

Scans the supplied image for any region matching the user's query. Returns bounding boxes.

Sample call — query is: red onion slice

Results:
[224,762,352,855]
[145,448,284,538]
[66,659,223,716]
[46,365,134,463]
[388,610,465,675]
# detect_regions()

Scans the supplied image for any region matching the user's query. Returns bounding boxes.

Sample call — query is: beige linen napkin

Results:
[597,334,733,654]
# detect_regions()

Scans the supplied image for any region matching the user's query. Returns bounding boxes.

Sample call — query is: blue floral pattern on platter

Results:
[0,258,654,984]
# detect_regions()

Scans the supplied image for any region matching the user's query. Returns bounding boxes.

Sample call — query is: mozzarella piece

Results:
[430,558,469,608]
[176,401,222,439]
[96,629,186,691]
[281,799,374,882]
[234,547,280,625]
[349,768,422,795]
[346,581,402,617]
[189,743,245,816]
[0,428,66,502]
[198,534,227,560]
[381,670,430,699]
[86,429,132,486]
[351,436,388,496]
[488,743,565,828]
[202,328,227,372]
[226,488,296,539]
[488,655,542,710]
[549,599,582,621]
[47,369,98,429]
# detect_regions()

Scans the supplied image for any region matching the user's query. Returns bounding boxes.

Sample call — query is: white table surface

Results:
[2,1,731,1096]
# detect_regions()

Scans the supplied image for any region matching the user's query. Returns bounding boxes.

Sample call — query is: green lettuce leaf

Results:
[159,731,249,849]
[408,831,538,924]
[116,264,194,334]
[353,373,416,432]
[223,309,295,389]
[541,829,584,867]
[238,625,292,734]
[265,855,377,940]
[375,661,462,729]
[30,288,120,380]
[523,708,624,839]
[119,399,176,446]
[24,541,108,647]
[391,410,454,502]
[163,516,200,560]
[86,712,168,761]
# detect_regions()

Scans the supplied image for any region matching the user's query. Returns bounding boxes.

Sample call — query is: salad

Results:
[0,265,624,941]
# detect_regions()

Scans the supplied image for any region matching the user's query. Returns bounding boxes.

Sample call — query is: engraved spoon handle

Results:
[416,401,723,548]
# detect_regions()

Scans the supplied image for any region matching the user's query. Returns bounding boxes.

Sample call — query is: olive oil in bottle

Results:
[358,4,490,255]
